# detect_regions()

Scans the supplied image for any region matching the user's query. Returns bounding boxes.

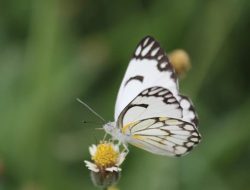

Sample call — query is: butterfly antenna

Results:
[82,120,103,125]
[77,98,106,123]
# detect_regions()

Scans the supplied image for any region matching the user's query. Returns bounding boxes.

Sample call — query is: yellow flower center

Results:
[92,143,119,168]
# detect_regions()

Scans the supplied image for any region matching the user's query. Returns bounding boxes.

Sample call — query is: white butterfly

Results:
[104,36,201,157]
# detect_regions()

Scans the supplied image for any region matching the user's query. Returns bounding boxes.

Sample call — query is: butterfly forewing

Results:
[115,36,178,120]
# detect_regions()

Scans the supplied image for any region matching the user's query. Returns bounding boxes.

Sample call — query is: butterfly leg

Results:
[102,133,108,141]
[116,140,129,154]
[122,143,129,155]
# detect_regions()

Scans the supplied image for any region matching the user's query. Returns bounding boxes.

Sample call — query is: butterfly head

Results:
[103,122,120,138]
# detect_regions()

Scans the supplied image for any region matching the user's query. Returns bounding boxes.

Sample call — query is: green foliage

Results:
[0,0,249,189]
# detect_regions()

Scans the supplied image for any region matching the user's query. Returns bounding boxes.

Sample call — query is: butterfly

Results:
[104,36,201,157]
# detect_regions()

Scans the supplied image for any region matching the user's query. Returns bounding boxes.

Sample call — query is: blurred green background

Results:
[1,0,250,189]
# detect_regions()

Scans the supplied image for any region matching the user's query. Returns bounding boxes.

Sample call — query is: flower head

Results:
[169,49,191,77]
[85,141,126,173]
[85,141,126,188]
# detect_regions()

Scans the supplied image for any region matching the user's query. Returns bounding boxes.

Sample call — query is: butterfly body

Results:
[103,122,130,144]
[104,36,201,157]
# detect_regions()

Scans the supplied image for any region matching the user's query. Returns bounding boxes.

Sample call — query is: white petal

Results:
[84,160,99,172]
[105,166,121,172]
[89,144,97,156]
[116,152,126,166]
[113,144,120,152]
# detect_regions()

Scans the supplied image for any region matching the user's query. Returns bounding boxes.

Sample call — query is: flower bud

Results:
[168,49,191,77]
[90,170,120,188]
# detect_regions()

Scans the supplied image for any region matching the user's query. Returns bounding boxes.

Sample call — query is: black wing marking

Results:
[118,86,182,127]
[179,95,199,127]
[124,75,144,86]
[123,117,201,156]
[133,36,177,79]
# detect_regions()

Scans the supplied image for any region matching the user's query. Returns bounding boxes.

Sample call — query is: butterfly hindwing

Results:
[115,36,178,120]
[118,86,183,127]
[122,117,201,156]
[179,95,199,127]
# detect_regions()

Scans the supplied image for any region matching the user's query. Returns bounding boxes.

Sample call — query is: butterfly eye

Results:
[103,124,110,132]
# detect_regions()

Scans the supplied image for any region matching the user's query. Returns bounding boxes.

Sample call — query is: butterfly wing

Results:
[117,86,201,156]
[121,117,201,156]
[118,86,183,126]
[117,86,199,128]
[115,36,178,120]
[179,95,199,127]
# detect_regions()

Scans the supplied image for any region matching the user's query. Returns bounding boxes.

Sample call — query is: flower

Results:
[168,49,191,77]
[85,141,126,188]
[84,141,126,173]
[90,170,120,189]
[107,185,119,190]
